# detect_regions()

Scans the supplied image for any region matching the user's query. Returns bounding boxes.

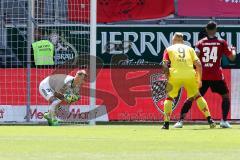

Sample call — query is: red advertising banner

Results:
[178,0,240,17]
[96,68,231,121]
[0,68,231,121]
[68,0,175,23]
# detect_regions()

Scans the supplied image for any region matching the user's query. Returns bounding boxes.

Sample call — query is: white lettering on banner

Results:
[100,31,173,56]
[99,32,107,53]
[226,32,232,46]
[140,32,157,56]
[109,32,122,54]
[119,59,150,65]
[55,54,74,60]
[98,31,194,56]
[237,33,240,54]
[193,32,199,46]
[123,32,140,55]
[157,32,171,54]
[96,30,239,56]
[0,105,109,122]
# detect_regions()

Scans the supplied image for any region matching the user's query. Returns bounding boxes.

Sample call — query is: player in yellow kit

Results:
[161,32,216,129]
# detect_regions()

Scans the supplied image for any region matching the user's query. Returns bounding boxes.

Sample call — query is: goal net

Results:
[0,0,97,124]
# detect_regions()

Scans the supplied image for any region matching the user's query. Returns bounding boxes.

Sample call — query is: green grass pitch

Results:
[0,125,240,160]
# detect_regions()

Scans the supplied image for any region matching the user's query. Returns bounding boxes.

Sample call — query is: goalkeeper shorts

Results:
[39,77,54,101]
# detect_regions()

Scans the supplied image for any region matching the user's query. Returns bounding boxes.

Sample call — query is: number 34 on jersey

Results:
[202,46,218,67]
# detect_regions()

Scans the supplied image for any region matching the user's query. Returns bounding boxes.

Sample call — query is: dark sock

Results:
[180,99,193,120]
[162,122,169,129]
[207,116,213,124]
[164,122,169,126]
[164,122,169,128]
[222,98,230,121]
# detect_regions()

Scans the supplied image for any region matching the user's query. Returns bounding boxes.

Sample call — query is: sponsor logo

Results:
[24,107,90,121]
[24,108,46,120]
[56,106,106,122]
[118,59,151,66]
[97,31,199,56]
[55,106,90,121]
[97,31,240,57]
[22,106,108,122]
[49,32,79,65]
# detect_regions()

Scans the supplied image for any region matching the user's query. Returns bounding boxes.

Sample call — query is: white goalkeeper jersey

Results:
[60,75,80,96]
[44,74,80,95]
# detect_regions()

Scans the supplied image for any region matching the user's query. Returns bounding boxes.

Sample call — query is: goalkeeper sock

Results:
[49,98,62,119]
[222,97,230,121]
[196,96,211,118]
[164,98,173,122]
[180,99,193,120]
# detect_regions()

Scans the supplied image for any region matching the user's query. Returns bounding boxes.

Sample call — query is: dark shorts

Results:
[200,80,229,96]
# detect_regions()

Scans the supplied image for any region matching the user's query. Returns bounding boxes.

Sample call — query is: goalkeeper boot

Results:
[173,120,183,128]
[43,112,53,126]
[161,122,169,130]
[220,120,231,128]
[51,119,60,126]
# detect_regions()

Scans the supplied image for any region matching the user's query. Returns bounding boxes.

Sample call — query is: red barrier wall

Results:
[0,68,231,121]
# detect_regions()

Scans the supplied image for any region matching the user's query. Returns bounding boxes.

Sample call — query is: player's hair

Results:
[206,21,217,30]
[173,32,184,39]
[76,70,87,77]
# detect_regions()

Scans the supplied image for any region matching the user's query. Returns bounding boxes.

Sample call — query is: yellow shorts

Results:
[167,73,199,98]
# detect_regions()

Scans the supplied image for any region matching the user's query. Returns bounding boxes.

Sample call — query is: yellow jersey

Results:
[163,44,200,98]
[163,44,199,74]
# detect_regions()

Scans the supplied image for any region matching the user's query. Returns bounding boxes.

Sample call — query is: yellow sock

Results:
[196,96,211,118]
[164,99,173,122]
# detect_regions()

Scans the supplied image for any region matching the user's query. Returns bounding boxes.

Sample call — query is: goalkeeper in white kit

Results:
[39,70,87,126]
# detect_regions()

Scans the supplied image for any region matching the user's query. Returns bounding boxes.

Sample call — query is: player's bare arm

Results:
[162,49,171,78]
[162,60,170,78]
[228,47,236,61]
[194,46,201,57]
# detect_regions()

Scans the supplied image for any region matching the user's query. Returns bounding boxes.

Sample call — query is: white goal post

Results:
[89,0,97,125]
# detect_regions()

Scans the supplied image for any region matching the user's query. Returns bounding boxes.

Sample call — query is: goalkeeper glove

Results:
[64,94,80,103]
[71,94,80,102]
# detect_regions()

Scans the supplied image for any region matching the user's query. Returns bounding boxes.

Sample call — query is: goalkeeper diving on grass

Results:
[161,32,216,129]
[39,70,87,126]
